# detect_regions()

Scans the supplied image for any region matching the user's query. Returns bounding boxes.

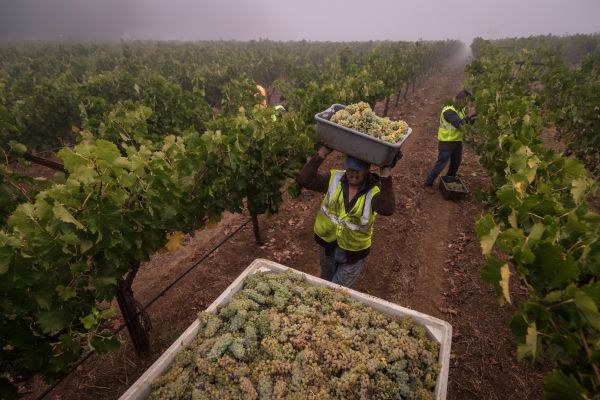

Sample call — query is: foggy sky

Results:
[0,0,598,44]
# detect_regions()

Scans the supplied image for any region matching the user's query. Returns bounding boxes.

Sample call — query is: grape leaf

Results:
[570,178,589,205]
[37,310,70,333]
[517,322,538,360]
[544,370,587,400]
[53,204,85,231]
[477,214,500,256]
[572,290,600,331]
[500,263,512,304]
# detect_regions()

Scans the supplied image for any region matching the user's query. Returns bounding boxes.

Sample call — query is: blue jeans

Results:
[425,141,462,186]
[319,246,366,289]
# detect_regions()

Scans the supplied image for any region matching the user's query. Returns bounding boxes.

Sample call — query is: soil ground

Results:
[28,60,547,400]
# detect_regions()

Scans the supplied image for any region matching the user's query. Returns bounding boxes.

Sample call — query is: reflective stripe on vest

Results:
[314,169,380,251]
[272,105,286,121]
[320,187,376,231]
[437,105,465,142]
[325,170,345,206]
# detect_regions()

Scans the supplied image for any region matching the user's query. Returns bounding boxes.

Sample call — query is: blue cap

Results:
[344,156,369,171]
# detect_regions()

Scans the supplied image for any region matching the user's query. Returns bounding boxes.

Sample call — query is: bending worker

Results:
[424,89,476,193]
[255,84,268,107]
[296,147,397,288]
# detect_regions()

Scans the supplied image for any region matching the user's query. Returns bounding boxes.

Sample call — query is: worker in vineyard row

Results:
[296,146,400,288]
[255,84,268,107]
[272,96,287,120]
[275,95,288,113]
[255,84,287,121]
[423,90,476,193]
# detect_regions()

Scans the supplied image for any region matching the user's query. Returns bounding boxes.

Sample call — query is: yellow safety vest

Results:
[314,170,380,252]
[437,105,466,142]
[271,105,286,121]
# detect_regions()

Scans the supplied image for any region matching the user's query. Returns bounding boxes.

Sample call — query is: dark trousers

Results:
[319,246,366,289]
[425,141,462,186]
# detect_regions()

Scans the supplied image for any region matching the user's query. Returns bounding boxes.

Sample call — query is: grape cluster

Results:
[330,102,409,143]
[148,271,440,400]
[444,182,465,192]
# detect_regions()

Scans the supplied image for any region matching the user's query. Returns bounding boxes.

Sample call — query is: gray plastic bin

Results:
[439,175,469,201]
[119,259,452,400]
[315,104,412,166]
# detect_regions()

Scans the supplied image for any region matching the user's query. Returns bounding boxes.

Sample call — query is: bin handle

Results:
[322,105,337,119]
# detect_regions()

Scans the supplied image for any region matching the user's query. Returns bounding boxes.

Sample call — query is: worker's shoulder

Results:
[442,105,459,114]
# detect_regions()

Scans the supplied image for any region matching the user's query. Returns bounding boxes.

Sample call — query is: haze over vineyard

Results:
[0,0,599,42]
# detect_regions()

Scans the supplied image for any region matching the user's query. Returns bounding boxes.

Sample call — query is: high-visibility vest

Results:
[437,105,466,142]
[314,170,380,252]
[271,105,286,121]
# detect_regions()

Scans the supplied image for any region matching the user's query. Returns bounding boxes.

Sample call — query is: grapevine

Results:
[468,38,600,399]
[0,40,461,396]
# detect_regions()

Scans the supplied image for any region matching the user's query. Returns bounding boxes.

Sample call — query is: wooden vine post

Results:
[116,261,151,357]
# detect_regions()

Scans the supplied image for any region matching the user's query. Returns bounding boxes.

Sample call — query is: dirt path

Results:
[364,70,461,317]
[34,62,546,400]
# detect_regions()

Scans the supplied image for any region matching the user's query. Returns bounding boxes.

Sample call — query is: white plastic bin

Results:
[315,104,413,166]
[119,258,452,400]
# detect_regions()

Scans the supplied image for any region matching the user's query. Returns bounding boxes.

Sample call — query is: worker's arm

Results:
[295,146,331,193]
[372,166,395,216]
[443,109,475,129]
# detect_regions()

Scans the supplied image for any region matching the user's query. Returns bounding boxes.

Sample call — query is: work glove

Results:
[388,150,403,169]
[380,150,402,176]
[318,145,333,158]
[464,114,477,124]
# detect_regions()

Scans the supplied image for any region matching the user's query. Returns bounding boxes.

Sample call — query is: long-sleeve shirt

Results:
[443,108,474,129]
[296,153,395,262]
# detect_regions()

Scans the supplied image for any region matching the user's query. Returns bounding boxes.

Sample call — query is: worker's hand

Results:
[393,150,403,167]
[380,151,402,176]
[379,166,391,177]
[467,104,477,118]
[318,146,333,158]
[465,114,477,124]
[383,150,403,168]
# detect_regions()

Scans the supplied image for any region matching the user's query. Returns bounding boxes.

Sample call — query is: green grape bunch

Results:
[149,271,440,400]
[444,182,465,191]
[330,102,409,143]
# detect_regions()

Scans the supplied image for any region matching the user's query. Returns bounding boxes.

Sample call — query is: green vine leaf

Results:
[53,204,86,231]
[37,310,70,333]
[80,313,97,330]
[570,178,589,205]
[481,257,509,304]
[530,243,579,291]
[572,290,600,331]
[477,214,500,256]
[544,370,588,400]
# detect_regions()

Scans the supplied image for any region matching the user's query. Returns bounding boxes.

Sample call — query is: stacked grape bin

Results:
[119,259,452,400]
[315,104,412,166]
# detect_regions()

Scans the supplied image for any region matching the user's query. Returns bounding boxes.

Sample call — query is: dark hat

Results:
[456,89,472,99]
[344,156,369,171]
